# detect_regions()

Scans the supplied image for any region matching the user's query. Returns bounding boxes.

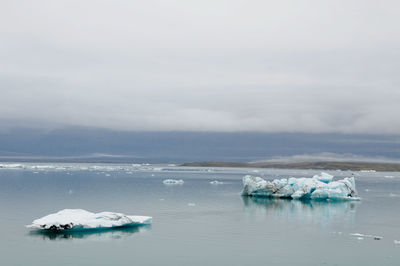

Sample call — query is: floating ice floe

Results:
[27,209,152,231]
[163,179,184,184]
[242,172,359,200]
[394,240,400,245]
[350,233,383,240]
[210,180,224,185]
[0,163,25,169]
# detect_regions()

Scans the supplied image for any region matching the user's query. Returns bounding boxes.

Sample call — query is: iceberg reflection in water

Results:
[242,196,358,224]
[28,225,151,241]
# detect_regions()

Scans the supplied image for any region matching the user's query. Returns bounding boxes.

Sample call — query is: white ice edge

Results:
[350,233,383,240]
[242,172,359,200]
[163,179,184,184]
[27,209,152,230]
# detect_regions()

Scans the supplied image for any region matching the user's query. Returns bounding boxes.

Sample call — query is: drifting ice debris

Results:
[163,179,184,184]
[210,180,224,185]
[350,233,383,240]
[394,240,400,244]
[242,172,359,200]
[27,209,152,231]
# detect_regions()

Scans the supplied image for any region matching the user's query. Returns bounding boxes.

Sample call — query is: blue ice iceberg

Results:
[242,173,359,200]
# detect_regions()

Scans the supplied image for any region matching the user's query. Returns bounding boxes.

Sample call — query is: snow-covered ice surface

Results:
[242,173,359,200]
[163,179,184,184]
[27,209,152,231]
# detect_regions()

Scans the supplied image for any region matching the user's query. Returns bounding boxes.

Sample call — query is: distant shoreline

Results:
[181,161,400,172]
[1,159,400,172]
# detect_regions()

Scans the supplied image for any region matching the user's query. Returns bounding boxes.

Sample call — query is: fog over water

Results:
[1,0,400,133]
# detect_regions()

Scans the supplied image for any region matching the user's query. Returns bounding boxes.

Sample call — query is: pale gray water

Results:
[0,163,399,265]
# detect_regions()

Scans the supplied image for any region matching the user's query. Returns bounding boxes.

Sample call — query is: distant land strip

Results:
[181,161,400,172]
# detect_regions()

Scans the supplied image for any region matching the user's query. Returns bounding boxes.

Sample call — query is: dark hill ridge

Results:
[0,127,399,163]
[182,161,400,171]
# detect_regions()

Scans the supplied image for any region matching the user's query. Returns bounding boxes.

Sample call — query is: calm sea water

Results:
[0,163,399,265]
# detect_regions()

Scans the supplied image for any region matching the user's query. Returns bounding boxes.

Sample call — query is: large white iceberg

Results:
[27,209,152,231]
[242,173,359,200]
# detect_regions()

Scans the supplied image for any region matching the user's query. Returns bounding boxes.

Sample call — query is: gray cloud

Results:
[1,0,400,133]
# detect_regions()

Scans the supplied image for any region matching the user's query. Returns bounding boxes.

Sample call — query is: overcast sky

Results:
[1,0,399,133]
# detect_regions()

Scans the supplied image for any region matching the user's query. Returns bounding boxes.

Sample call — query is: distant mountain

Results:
[182,161,400,171]
[0,127,399,162]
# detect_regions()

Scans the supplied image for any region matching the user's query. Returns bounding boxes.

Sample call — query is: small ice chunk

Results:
[394,240,400,244]
[350,233,383,240]
[351,233,364,237]
[27,209,152,231]
[187,203,196,206]
[163,179,184,184]
[210,180,224,185]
